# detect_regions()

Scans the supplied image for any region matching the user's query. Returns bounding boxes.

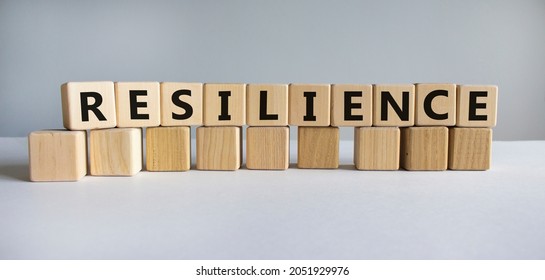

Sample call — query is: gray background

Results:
[1,0,544,140]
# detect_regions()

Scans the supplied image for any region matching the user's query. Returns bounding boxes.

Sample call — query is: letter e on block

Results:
[115,82,161,127]
[456,85,498,127]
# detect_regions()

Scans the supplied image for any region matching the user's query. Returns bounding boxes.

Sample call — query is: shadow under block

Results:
[246,127,289,170]
[297,126,339,169]
[373,84,415,127]
[203,84,246,126]
[28,130,87,181]
[196,126,241,170]
[161,82,203,126]
[289,84,331,126]
[400,127,448,171]
[331,84,373,127]
[354,127,400,170]
[90,128,142,176]
[115,82,160,127]
[61,81,117,130]
[456,85,498,127]
[146,126,191,171]
[448,128,492,170]
[246,84,288,126]
[415,83,456,126]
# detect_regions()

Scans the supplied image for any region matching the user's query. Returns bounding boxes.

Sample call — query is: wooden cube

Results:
[90,128,142,176]
[331,84,373,127]
[415,83,456,126]
[354,127,400,170]
[456,85,498,127]
[146,126,191,171]
[203,84,246,126]
[115,82,161,127]
[448,127,492,170]
[400,127,448,171]
[373,84,415,127]
[246,127,289,170]
[161,82,203,126]
[28,130,87,181]
[196,126,241,170]
[297,126,339,169]
[289,84,331,126]
[246,84,288,126]
[61,81,117,130]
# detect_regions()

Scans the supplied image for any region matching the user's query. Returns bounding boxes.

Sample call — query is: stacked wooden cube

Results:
[28,82,497,181]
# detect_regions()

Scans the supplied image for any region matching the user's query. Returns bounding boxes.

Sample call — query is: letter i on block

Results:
[373,84,415,126]
[204,84,246,126]
[115,82,161,127]
[289,84,331,126]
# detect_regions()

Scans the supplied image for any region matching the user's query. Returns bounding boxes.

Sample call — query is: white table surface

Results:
[0,137,544,259]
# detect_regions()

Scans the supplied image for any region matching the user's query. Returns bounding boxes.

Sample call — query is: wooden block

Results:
[90,128,142,176]
[448,127,492,170]
[28,130,87,181]
[61,81,117,130]
[203,84,246,126]
[160,82,203,126]
[400,127,448,171]
[196,126,241,170]
[115,82,161,127]
[415,83,456,126]
[246,127,289,170]
[146,126,191,171]
[297,126,339,169]
[373,84,415,126]
[456,85,498,127]
[331,84,373,127]
[246,84,288,126]
[289,84,331,126]
[354,127,400,170]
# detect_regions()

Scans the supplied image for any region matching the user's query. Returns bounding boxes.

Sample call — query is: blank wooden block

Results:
[246,84,288,126]
[246,127,289,170]
[196,126,241,170]
[415,83,456,126]
[161,82,203,126]
[203,84,246,126]
[146,126,191,171]
[115,82,161,127]
[331,84,373,127]
[289,84,331,126]
[400,127,448,171]
[456,85,498,127]
[61,81,117,130]
[354,127,400,170]
[449,127,492,170]
[28,130,87,182]
[373,84,415,127]
[90,128,142,176]
[297,126,339,169]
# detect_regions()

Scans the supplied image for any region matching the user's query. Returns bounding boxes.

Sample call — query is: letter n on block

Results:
[373,84,415,127]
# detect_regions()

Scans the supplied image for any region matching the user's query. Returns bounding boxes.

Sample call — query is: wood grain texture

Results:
[28,130,87,181]
[161,82,203,126]
[146,126,191,171]
[400,127,448,171]
[115,82,161,127]
[415,83,456,126]
[297,126,339,169]
[196,126,241,170]
[89,128,142,176]
[246,126,289,170]
[373,84,415,127]
[203,84,246,126]
[448,127,492,170]
[289,84,331,126]
[456,85,498,127]
[246,84,288,126]
[331,84,373,127]
[354,127,400,170]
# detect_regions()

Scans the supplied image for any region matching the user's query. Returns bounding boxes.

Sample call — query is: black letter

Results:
[381,91,409,121]
[129,90,149,120]
[303,92,316,121]
[80,92,106,122]
[259,90,278,120]
[469,91,488,121]
[424,90,448,120]
[171,89,193,120]
[344,91,363,121]
[218,91,231,121]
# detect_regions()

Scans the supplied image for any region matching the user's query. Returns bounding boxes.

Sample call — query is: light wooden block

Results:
[146,126,191,171]
[297,126,339,169]
[246,127,289,170]
[456,85,498,127]
[373,84,415,126]
[161,82,203,126]
[415,83,456,126]
[448,127,492,170]
[203,84,246,126]
[246,84,288,126]
[90,128,142,176]
[354,127,400,170]
[61,81,117,130]
[289,84,331,126]
[400,127,448,171]
[196,126,241,170]
[331,84,373,127]
[28,130,87,182]
[115,82,160,127]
